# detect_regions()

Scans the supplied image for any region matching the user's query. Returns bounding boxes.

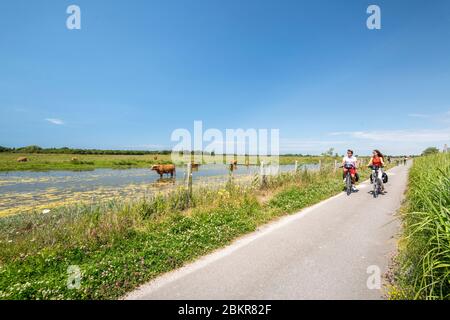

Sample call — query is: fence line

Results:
[181,158,401,200]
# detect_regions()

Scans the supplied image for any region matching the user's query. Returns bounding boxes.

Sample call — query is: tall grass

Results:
[391,153,450,300]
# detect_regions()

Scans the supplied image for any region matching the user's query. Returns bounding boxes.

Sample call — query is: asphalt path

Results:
[126,163,410,300]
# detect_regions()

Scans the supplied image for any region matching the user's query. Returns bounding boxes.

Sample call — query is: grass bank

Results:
[0,152,342,172]
[0,153,173,172]
[389,153,450,300]
[0,164,378,300]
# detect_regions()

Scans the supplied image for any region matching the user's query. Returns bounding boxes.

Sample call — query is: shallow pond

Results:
[0,163,317,216]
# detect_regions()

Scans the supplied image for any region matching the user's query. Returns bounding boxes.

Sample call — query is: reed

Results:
[391,153,450,299]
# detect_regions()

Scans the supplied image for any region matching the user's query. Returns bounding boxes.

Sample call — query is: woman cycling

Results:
[368,149,385,191]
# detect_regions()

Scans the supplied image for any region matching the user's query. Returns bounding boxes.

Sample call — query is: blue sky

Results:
[0,0,449,155]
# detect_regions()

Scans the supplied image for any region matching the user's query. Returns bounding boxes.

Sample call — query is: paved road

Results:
[126,163,411,300]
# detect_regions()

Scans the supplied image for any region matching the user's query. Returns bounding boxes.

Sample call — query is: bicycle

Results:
[369,165,383,198]
[341,164,356,196]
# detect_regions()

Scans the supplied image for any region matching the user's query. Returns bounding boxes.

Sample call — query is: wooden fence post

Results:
[294,161,298,173]
[228,162,234,184]
[186,162,192,199]
[318,160,322,171]
[334,160,337,173]
[260,161,267,187]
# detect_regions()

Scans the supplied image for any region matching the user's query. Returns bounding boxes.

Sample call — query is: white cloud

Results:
[328,127,450,155]
[407,113,431,118]
[280,139,347,152]
[45,118,65,125]
[125,144,166,150]
[408,110,450,124]
[330,128,450,142]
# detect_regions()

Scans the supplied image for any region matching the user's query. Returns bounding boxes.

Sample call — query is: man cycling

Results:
[342,149,358,191]
[368,149,385,192]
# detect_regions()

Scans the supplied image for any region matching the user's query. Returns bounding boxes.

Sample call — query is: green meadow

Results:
[0,153,173,172]
[0,152,339,172]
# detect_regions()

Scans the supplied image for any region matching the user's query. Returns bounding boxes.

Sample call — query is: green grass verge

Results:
[389,153,450,300]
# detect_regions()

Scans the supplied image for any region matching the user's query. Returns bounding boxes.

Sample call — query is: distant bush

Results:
[112,160,137,166]
[421,147,440,156]
[70,159,94,165]
[16,145,43,153]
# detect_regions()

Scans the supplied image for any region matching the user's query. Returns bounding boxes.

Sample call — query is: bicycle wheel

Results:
[373,178,379,198]
[346,174,352,196]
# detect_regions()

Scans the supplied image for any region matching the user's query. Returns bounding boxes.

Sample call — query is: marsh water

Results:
[0,163,317,216]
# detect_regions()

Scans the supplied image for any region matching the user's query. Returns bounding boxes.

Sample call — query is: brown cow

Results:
[230,160,238,171]
[191,163,200,169]
[151,164,176,178]
[17,157,28,163]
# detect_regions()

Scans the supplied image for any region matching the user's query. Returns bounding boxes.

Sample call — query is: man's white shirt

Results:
[343,156,357,167]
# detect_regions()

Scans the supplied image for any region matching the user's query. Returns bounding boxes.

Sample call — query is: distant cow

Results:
[71,157,79,161]
[191,163,200,170]
[17,157,28,163]
[151,164,176,178]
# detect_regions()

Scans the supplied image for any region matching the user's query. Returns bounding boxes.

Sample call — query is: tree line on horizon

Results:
[0,145,442,157]
[0,145,172,155]
[0,146,312,157]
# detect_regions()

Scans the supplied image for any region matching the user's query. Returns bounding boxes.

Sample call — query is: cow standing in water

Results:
[151,164,176,178]
[230,160,238,172]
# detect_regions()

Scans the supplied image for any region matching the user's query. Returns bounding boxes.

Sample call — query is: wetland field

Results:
[0,153,326,217]
[0,151,386,299]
